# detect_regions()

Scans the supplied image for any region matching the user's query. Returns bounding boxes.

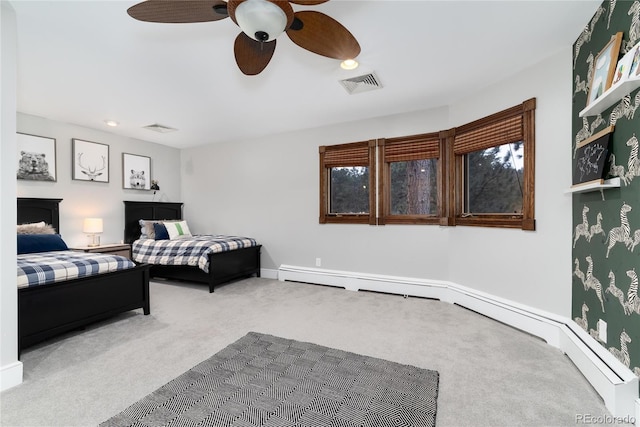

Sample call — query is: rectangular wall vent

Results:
[339,72,382,95]
[143,123,177,133]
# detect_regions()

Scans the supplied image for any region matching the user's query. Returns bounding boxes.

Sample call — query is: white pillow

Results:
[17,222,55,234]
[164,220,191,240]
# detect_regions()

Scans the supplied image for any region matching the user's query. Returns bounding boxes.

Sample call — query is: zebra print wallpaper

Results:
[573,0,640,379]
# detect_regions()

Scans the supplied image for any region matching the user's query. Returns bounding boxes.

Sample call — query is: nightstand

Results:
[71,243,132,259]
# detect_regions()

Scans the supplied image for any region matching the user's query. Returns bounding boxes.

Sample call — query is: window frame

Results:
[319,140,376,225]
[448,98,536,230]
[378,132,446,225]
[318,98,536,230]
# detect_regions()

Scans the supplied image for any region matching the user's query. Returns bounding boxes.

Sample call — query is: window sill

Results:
[320,214,373,225]
[379,216,441,225]
[455,215,535,230]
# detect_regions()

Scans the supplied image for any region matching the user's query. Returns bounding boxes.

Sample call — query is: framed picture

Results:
[572,125,614,186]
[72,139,109,182]
[629,41,640,78]
[16,133,57,182]
[587,32,623,106]
[611,48,634,88]
[123,153,151,190]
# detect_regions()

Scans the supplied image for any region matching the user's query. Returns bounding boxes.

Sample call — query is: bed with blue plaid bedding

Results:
[132,235,258,273]
[18,251,136,289]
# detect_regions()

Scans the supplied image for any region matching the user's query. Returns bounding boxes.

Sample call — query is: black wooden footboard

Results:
[19,263,151,353]
[149,245,262,292]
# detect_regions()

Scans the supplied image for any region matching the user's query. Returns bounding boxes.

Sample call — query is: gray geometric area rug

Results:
[101,332,439,427]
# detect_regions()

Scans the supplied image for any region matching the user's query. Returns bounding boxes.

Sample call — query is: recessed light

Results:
[104,120,119,127]
[340,59,359,70]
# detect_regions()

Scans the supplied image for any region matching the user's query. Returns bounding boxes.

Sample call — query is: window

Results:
[319,98,536,230]
[319,140,376,224]
[379,133,445,225]
[451,98,536,230]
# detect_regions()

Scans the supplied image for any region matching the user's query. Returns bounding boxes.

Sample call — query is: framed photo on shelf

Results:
[72,139,109,182]
[16,133,57,182]
[611,48,633,88]
[587,32,623,106]
[628,41,640,78]
[122,153,151,190]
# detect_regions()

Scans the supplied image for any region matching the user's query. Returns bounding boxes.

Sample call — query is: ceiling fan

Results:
[127,0,361,75]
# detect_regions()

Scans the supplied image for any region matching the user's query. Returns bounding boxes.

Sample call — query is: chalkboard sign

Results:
[572,125,614,186]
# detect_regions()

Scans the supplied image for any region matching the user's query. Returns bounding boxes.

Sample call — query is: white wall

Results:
[181,50,572,317]
[181,106,452,281]
[1,0,21,391]
[448,49,572,316]
[16,113,182,247]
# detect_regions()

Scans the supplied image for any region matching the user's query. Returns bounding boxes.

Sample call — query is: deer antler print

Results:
[77,153,106,181]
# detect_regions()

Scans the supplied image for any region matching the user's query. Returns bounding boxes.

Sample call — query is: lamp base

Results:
[87,234,101,247]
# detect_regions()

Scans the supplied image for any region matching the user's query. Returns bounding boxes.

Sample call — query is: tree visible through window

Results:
[465,142,523,214]
[330,166,369,214]
[452,98,536,230]
[379,132,442,225]
[319,140,376,224]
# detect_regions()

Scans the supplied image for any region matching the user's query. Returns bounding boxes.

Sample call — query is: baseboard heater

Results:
[278,264,639,421]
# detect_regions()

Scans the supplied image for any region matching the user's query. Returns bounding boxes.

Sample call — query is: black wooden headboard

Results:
[17,198,62,233]
[123,201,183,243]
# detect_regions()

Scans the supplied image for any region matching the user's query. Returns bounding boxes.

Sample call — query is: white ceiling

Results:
[11,0,600,149]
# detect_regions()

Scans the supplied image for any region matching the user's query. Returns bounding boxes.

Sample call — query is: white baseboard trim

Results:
[0,360,23,392]
[278,264,639,421]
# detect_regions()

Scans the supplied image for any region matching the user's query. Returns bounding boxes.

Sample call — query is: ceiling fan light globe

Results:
[235,0,287,42]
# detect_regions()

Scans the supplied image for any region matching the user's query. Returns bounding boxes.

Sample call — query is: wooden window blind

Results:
[321,142,370,167]
[453,104,524,154]
[381,133,440,162]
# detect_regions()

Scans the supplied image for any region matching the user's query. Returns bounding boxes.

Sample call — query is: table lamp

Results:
[83,218,103,247]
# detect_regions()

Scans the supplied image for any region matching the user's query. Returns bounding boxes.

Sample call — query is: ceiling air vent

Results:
[143,123,177,133]
[339,72,382,95]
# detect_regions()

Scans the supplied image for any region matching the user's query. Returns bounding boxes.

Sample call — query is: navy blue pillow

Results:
[153,222,169,240]
[17,234,68,254]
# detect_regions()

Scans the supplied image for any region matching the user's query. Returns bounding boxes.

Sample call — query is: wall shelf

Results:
[565,177,621,194]
[579,76,640,117]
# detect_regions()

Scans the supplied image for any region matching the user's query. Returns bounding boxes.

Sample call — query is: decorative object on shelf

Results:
[122,153,151,190]
[83,217,103,247]
[573,125,615,186]
[151,179,160,201]
[587,32,623,107]
[16,133,56,182]
[72,139,109,182]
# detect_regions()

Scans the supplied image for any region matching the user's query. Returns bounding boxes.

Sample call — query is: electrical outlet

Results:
[315,258,321,267]
[598,319,607,343]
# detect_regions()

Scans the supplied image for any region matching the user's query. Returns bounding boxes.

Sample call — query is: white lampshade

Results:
[83,218,103,234]
[235,0,287,42]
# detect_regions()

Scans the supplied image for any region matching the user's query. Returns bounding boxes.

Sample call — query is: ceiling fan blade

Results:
[288,1,329,5]
[234,32,277,75]
[286,11,360,60]
[127,0,229,23]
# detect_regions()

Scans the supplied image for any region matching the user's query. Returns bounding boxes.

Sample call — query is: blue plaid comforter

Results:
[132,235,258,273]
[17,250,136,289]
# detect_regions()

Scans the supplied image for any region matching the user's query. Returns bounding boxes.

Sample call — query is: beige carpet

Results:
[1,277,614,426]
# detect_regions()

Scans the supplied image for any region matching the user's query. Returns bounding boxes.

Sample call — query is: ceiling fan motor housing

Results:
[234,0,291,42]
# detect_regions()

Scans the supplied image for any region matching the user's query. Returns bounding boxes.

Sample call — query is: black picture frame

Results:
[123,153,151,190]
[72,139,109,183]
[16,133,57,182]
